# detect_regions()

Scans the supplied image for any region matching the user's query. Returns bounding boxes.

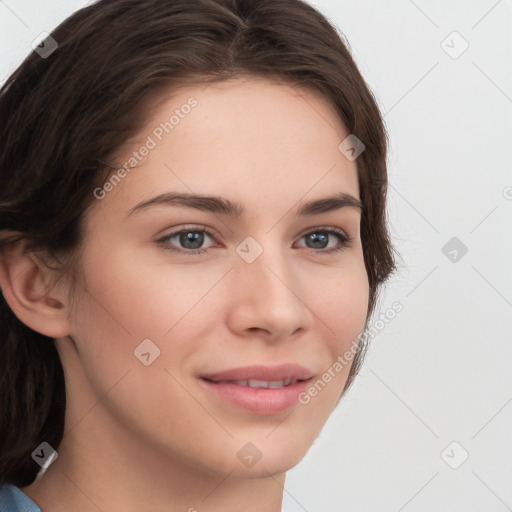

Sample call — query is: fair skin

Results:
[0,77,368,511]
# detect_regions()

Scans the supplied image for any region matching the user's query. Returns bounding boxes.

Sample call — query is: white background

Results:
[1,1,511,511]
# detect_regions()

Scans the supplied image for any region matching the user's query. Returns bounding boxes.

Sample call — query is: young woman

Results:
[0,0,395,510]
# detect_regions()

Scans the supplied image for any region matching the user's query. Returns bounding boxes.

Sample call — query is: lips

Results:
[200,363,313,383]
[199,364,314,414]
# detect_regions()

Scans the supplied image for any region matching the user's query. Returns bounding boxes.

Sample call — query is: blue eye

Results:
[156,226,216,255]
[297,229,351,253]
[156,226,351,255]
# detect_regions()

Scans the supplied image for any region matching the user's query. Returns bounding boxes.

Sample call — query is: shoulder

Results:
[0,483,42,512]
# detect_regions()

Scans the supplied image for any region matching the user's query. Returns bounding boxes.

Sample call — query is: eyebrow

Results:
[126,191,363,218]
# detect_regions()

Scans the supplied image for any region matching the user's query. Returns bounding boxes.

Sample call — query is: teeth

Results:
[217,379,296,388]
[249,379,272,388]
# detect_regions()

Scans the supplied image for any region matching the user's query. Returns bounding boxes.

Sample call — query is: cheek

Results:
[64,254,214,434]
[320,263,370,349]
[67,246,228,397]
[77,245,218,340]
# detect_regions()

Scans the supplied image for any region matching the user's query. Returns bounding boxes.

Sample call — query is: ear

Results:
[0,233,72,339]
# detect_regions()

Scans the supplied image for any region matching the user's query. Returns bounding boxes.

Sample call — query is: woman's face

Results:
[58,76,369,479]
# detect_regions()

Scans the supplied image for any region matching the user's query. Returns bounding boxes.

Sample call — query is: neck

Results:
[21,425,286,512]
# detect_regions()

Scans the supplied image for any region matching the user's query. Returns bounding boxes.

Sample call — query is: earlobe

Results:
[0,239,72,339]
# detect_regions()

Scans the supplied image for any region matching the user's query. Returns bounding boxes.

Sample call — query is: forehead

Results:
[96,76,360,219]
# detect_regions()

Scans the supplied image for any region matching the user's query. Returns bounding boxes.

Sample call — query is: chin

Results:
[208,435,314,479]
[224,455,306,480]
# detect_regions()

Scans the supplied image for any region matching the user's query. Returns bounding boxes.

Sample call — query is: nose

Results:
[226,240,313,341]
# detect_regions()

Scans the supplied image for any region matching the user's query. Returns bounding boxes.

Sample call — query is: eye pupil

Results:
[307,232,329,249]
[180,231,204,249]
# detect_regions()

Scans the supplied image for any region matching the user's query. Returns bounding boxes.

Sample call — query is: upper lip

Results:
[200,363,314,382]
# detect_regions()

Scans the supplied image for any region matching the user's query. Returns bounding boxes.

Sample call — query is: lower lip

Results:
[198,378,313,414]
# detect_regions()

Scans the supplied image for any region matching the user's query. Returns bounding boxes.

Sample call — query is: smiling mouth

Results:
[202,378,305,388]
[198,376,314,414]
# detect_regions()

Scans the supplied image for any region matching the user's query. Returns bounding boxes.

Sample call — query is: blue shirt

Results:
[0,483,41,512]
[0,482,293,511]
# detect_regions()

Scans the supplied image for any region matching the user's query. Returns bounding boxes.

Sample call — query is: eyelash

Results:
[155,225,352,256]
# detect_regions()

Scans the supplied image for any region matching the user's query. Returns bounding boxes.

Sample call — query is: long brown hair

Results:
[0,0,395,487]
